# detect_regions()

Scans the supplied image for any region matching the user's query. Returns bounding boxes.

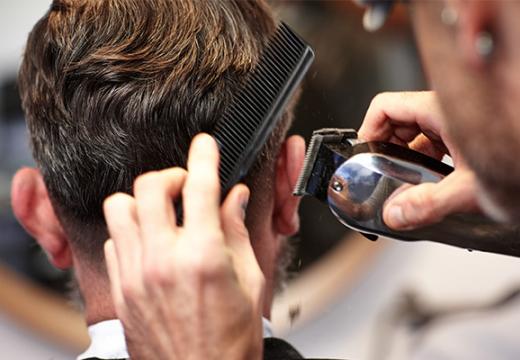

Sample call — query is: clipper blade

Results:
[293,132,321,196]
[293,128,358,201]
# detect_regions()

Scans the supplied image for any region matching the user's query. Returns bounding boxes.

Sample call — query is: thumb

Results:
[221,184,251,248]
[221,184,264,293]
[383,169,480,230]
[220,184,260,271]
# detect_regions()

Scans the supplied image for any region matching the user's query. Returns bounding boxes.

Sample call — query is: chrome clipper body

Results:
[294,128,520,257]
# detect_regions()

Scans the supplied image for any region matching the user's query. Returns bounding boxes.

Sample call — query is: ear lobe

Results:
[273,135,306,236]
[11,168,72,269]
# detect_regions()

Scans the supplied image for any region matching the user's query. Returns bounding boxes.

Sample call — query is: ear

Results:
[11,168,72,269]
[455,0,497,69]
[273,135,305,236]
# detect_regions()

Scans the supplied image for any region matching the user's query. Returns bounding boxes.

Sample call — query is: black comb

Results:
[212,22,314,196]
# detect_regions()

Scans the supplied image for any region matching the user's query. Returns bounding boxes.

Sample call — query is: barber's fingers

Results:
[220,184,255,266]
[409,133,449,160]
[220,184,250,247]
[183,133,222,234]
[359,91,446,150]
[133,168,187,258]
[383,169,480,230]
[103,193,143,283]
[220,184,265,297]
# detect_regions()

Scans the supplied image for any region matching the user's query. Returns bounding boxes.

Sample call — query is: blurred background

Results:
[2,1,520,359]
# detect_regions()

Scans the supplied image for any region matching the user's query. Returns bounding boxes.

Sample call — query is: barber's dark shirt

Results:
[85,337,342,359]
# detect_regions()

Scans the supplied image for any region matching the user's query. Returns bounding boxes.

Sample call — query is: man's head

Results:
[408,1,520,220]
[13,0,304,318]
[358,0,520,220]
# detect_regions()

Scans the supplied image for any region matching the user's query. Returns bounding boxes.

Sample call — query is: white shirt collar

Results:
[78,317,274,359]
[77,319,128,359]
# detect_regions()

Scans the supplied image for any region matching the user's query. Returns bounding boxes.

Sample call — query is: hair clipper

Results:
[293,128,520,257]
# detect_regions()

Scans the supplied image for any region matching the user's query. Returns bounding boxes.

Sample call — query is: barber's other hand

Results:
[359,91,481,230]
[103,134,264,360]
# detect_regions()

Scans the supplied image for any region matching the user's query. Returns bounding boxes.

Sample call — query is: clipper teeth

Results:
[293,134,321,196]
[293,128,359,197]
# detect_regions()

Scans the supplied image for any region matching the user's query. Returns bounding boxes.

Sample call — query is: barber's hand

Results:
[359,91,481,230]
[103,134,264,360]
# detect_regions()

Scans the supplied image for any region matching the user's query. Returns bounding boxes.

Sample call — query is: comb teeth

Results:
[213,22,314,195]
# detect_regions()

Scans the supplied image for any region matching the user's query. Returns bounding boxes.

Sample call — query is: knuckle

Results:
[235,225,250,240]
[103,201,135,233]
[371,92,391,107]
[226,216,249,237]
[161,167,188,189]
[121,281,142,300]
[161,166,187,178]
[184,174,219,197]
[103,192,129,213]
[173,234,228,280]
[133,171,161,195]
[143,262,174,287]
[137,193,159,216]
[411,184,439,222]
[189,252,228,281]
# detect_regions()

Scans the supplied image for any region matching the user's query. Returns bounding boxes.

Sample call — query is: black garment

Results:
[263,338,342,360]
[263,337,304,359]
[84,337,341,359]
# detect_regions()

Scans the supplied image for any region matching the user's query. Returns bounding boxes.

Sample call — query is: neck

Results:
[74,242,279,324]
[74,261,117,325]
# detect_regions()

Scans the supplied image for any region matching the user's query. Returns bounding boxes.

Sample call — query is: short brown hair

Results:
[19,0,288,264]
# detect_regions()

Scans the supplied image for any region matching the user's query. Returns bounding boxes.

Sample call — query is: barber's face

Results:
[411,0,520,220]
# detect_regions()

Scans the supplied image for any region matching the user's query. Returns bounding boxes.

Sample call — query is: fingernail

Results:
[386,205,406,229]
[195,133,215,148]
[241,193,249,220]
